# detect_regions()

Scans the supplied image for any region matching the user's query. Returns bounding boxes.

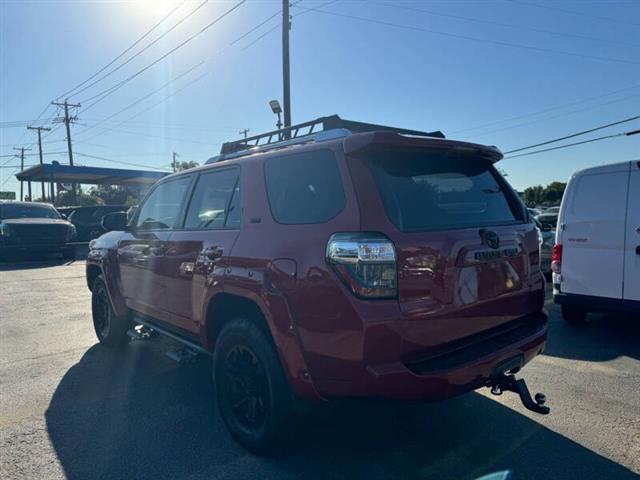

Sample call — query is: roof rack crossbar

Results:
[217,114,445,158]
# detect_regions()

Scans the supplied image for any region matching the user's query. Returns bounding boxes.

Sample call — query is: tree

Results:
[56,187,104,206]
[523,185,545,205]
[88,184,140,206]
[522,182,566,206]
[544,181,566,204]
[176,160,199,171]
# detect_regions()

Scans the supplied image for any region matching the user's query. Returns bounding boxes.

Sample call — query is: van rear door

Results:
[558,165,629,299]
[623,162,640,302]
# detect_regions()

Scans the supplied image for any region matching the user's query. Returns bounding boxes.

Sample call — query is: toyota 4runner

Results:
[86,115,549,452]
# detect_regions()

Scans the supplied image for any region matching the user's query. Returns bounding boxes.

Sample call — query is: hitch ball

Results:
[535,393,546,406]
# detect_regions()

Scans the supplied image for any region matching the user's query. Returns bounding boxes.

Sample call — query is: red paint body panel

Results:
[86,131,548,404]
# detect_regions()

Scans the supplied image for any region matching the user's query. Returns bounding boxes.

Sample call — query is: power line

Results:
[510,0,640,28]
[464,93,640,140]
[504,115,640,154]
[75,152,173,171]
[504,129,640,159]
[0,168,19,188]
[77,0,247,108]
[0,165,42,169]
[56,0,187,100]
[0,119,53,129]
[241,0,334,51]
[230,8,281,46]
[75,122,217,146]
[374,1,639,48]
[0,151,67,159]
[74,62,204,138]
[292,4,640,66]
[75,71,210,144]
[69,0,207,101]
[451,83,640,135]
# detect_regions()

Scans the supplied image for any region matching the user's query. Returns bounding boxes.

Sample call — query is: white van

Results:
[553,160,640,323]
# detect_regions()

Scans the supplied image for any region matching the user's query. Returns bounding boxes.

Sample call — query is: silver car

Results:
[534,217,554,274]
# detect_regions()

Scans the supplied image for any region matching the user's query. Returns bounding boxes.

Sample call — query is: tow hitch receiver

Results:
[488,356,550,415]
[489,375,550,415]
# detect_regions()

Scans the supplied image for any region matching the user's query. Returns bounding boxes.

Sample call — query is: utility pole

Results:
[52,99,80,204]
[51,100,80,166]
[282,0,292,136]
[27,125,51,201]
[239,128,250,139]
[172,152,179,172]
[13,147,31,201]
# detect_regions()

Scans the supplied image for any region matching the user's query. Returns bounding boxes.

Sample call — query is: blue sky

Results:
[1,0,639,197]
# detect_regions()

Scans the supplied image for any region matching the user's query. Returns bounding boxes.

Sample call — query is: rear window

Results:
[0,204,60,220]
[366,151,520,231]
[265,150,346,224]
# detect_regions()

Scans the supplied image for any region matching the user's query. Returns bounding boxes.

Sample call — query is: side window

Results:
[264,150,346,224]
[135,176,191,230]
[184,168,240,230]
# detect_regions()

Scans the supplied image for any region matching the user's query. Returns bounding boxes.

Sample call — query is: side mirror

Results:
[102,211,128,232]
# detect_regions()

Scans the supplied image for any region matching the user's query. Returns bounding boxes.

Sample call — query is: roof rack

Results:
[213,114,444,161]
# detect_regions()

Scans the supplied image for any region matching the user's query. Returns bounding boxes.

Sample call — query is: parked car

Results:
[527,207,542,217]
[86,117,549,452]
[545,206,560,214]
[535,212,558,230]
[553,161,640,322]
[534,217,554,274]
[68,205,128,241]
[0,201,76,260]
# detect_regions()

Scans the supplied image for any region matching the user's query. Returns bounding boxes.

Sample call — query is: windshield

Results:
[0,204,61,220]
[366,151,522,231]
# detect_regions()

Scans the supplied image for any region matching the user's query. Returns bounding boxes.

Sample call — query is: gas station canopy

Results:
[15,161,168,185]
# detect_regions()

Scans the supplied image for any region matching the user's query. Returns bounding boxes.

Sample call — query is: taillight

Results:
[551,243,562,273]
[326,232,397,299]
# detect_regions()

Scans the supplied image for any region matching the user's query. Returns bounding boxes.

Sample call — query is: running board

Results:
[165,346,199,363]
[132,315,211,357]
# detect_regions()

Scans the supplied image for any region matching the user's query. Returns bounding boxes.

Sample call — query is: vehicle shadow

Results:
[45,341,637,480]
[0,257,71,271]
[543,305,640,362]
[0,244,88,270]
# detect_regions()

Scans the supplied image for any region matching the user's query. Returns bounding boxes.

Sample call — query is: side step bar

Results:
[131,315,211,357]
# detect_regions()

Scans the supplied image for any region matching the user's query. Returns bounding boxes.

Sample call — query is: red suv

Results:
[87,116,549,452]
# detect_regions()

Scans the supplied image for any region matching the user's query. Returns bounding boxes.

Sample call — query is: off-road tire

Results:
[214,318,295,454]
[91,274,130,348]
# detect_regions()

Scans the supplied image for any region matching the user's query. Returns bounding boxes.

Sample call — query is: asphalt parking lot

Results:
[1,259,639,480]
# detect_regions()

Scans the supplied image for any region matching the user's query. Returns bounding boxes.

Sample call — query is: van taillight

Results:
[326,233,397,299]
[551,243,562,274]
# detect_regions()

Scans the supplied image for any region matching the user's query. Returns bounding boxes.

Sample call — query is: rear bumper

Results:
[314,311,548,401]
[554,292,640,314]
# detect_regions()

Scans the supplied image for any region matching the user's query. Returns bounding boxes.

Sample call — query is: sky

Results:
[1,0,639,198]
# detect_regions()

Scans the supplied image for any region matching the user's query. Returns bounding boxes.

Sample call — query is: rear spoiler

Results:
[343,131,504,162]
